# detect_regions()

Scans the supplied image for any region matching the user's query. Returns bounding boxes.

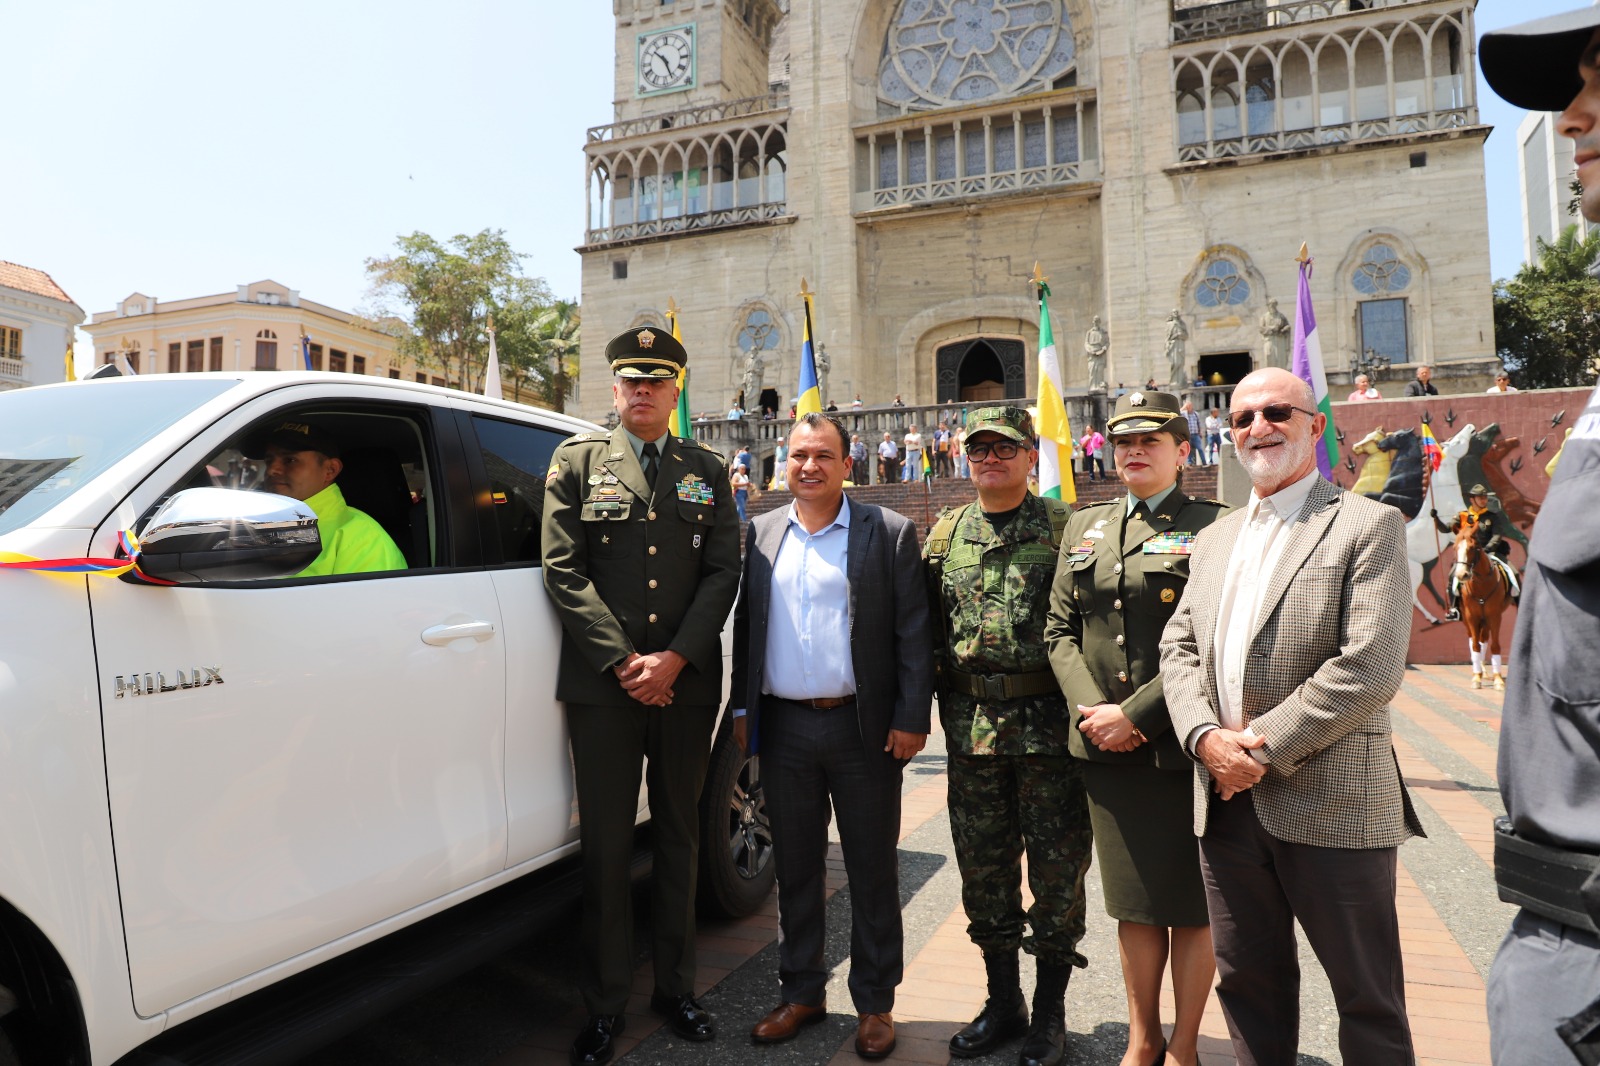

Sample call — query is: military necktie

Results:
[642,441,660,491]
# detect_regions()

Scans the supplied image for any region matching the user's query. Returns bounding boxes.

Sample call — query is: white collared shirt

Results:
[761,497,856,701]
[1208,467,1321,749]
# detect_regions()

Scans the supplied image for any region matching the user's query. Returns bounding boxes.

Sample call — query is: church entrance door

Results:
[936,338,1026,404]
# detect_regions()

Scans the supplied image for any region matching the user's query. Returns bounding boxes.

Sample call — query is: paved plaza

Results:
[310,663,1509,1066]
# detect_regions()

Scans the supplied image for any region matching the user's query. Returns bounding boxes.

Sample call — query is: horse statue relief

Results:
[1452,520,1515,689]
[1402,423,1474,624]
[1461,424,1531,551]
[1349,428,1392,497]
[1367,428,1426,518]
[1483,432,1543,531]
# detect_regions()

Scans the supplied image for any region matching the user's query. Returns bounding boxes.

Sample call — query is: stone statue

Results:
[1164,309,1189,390]
[1083,315,1109,392]
[814,344,831,407]
[1258,297,1291,370]
[740,349,765,413]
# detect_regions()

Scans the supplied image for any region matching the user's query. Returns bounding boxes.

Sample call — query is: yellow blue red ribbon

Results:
[0,530,175,585]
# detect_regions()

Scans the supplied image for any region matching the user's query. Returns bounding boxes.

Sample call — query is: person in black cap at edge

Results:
[1479,13,1600,1065]
[541,325,741,1064]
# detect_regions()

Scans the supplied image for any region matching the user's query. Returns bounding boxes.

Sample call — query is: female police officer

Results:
[1045,391,1228,1066]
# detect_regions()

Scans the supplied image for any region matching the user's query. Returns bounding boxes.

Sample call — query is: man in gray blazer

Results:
[729,412,933,1061]
[1160,368,1425,1066]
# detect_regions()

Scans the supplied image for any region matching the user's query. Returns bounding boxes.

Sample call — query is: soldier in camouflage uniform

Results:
[925,406,1093,1066]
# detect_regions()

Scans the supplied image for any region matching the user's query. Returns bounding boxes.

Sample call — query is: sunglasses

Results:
[965,440,1024,461]
[1229,403,1318,433]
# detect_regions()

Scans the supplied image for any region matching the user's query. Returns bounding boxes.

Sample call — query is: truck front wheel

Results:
[696,718,776,918]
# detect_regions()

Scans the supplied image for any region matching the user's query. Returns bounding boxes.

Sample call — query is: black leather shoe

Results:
[650,992,716,1042]
[570,1014,624,1066]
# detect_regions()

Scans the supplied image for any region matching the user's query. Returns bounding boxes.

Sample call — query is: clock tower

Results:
[611,0,784,123]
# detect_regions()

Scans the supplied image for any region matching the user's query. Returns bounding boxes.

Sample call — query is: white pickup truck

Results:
[0,373,772,1065]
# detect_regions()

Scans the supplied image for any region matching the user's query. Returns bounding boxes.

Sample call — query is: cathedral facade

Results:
[576,0,1493,424]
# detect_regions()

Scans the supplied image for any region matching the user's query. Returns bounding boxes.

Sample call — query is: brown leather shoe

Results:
[855,1012,896,1060]
[751,1001,827,1044]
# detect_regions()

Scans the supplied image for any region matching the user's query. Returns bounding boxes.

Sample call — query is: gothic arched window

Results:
[1194,258,1251,307]
[878,0,1076,111]
[1352,244,1412,294]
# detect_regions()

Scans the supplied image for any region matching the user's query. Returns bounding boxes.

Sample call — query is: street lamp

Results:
[1350,346,1390,383]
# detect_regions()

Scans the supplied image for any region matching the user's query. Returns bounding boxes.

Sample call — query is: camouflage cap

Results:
[606,325,687,380]
[1107,390,1187,437]
[964,405,1033,442]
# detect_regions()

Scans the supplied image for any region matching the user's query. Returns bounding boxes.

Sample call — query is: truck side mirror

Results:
[132,487,322,583]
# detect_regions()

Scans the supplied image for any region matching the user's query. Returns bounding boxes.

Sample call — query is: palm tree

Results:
[531,300,580,412]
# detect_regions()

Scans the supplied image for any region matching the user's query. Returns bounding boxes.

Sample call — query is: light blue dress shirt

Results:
[761,497,856,702]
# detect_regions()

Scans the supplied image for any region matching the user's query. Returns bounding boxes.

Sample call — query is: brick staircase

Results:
[744,466,1220,537]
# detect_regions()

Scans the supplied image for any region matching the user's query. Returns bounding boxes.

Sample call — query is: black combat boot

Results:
[949,950,1028,1057]
[1017,960,1072,1066]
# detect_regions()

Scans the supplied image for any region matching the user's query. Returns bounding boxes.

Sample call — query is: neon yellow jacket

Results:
[298,483,408,577]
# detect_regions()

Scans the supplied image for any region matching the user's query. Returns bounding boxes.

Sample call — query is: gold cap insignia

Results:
[1129,392,1146,407]
[637,329,657,349]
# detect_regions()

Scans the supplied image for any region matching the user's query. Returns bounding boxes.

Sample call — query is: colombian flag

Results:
[1420,420,1443,473]
[665,304,692,438]
[795,280,821,418]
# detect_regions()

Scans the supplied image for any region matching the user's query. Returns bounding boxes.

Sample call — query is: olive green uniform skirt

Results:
[1080,760,1209,927]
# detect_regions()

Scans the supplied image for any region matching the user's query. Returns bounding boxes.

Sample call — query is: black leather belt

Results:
[1494,817,1600,934]
[941,666,1060,700]
[776,695,855,710]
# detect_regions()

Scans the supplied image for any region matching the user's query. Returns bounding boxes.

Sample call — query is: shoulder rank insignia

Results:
[1143,532,1195,555]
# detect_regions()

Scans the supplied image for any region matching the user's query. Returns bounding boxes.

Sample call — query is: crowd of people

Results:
[538,14,1599,1066]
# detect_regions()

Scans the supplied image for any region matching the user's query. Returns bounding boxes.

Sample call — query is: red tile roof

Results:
[0,261,75,305]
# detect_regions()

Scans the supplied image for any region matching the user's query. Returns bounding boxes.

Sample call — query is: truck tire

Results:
[697,718,775,918]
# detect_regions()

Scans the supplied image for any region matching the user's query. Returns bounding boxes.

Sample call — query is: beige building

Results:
[577,0,1496,426]
[83,279,441,385]
[0,261,84,391]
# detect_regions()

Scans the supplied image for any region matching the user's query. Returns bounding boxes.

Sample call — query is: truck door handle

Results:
[420,620,496,646]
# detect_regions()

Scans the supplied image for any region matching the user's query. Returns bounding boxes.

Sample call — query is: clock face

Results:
[638,26,695,95]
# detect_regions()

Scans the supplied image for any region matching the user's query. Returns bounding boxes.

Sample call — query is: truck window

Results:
[472,415,567,564]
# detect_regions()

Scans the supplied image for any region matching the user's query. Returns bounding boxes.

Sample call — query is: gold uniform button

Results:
[649,579,658,589]
[1164,561,1174,570]
[1113,563,1122,574]
[1117,670,1128,682]
[649,511,657,521]
[648,613,658,623]
[1113,598,1122,610]
[1115,634,1125,646]
[649,545,658,555]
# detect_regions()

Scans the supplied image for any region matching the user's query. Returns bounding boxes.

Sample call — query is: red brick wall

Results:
[1328,386,1587,664]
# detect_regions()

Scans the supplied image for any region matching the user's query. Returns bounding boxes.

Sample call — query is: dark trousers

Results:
[567,701,716,1014]
[762,697,905,1013]
[1489,911,1600,1065]
[1200,791,1415,1066]
[946,753,1091,966]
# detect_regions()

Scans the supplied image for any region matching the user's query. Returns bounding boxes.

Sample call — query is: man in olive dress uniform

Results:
[542,325,741,1065]
[925,406,1092,1066]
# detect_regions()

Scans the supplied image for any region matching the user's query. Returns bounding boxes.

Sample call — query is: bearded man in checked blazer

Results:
[1159,367,1425,1066]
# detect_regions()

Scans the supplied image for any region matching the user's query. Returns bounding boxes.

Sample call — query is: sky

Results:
[0,1,1585,374]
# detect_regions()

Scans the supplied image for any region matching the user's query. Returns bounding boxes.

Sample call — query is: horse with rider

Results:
[1433,483,1521,623]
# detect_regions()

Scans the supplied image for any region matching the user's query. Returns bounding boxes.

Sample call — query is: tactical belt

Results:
[942,666,1060,700]
[1494,817,1600,935]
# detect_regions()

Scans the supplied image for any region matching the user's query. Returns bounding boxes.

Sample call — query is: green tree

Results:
[493,297,580,410]
[1493,223,1600,389]
[364,229,551,393]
